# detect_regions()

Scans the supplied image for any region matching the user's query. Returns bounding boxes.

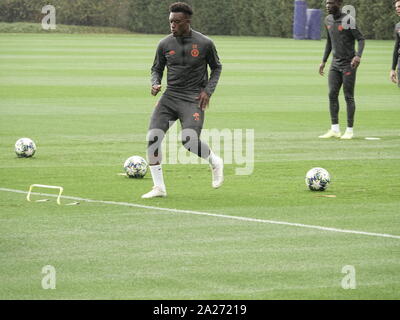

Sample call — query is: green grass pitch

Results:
[0,33,399,299]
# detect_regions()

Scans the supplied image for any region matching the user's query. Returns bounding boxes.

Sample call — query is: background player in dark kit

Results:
[319,0,365,140]
[142,2,223,199]
[390,0,400,86]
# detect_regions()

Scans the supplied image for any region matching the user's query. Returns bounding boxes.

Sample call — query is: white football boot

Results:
[340,130,354,140]
[211,156,224,189]
[318,130,341,139]
[141,186,167,199]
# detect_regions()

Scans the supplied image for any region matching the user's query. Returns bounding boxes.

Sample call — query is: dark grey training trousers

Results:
[328,64,357,128]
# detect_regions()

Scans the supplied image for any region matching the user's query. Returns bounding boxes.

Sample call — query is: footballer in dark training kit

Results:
[142,2,224,199]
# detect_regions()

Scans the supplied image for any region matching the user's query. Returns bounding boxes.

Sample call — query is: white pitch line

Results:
[1,187,400,240]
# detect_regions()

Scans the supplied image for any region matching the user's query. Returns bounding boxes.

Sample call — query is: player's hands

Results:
[196,91,210,111]
[351,56,361,69]
[390,70,398,84]
[319,62,326,76]
[151,84,162,96]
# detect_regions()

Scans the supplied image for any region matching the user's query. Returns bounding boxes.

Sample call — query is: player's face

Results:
[169,12,190,37]
[326,0,341,15]
[396,1,400,16]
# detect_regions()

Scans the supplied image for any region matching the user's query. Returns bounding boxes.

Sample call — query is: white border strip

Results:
[1,187,399,240]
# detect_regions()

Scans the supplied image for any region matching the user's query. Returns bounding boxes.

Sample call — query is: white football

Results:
[15,138,36,158]
[305,167,331,191]
[124,156,148,178]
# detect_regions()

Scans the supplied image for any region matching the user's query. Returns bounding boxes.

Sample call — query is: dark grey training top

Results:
[392,22,400,70]
[151,29,222,102]
[323,13,365,66]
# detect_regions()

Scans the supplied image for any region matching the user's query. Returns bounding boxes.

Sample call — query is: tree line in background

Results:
[0,0,398,39]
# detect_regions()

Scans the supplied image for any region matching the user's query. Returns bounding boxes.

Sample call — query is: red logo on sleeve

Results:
[169,50,176,55]
[191,44,199,57]
[338,25,344,31]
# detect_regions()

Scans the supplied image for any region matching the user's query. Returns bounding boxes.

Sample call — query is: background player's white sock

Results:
[207,150,220,169]
[346,127,353,133]
[331,124,340,132]
[150,165,166,191]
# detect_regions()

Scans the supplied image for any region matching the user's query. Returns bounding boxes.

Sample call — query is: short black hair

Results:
[169,2,193,17]
[326,0,343,5]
